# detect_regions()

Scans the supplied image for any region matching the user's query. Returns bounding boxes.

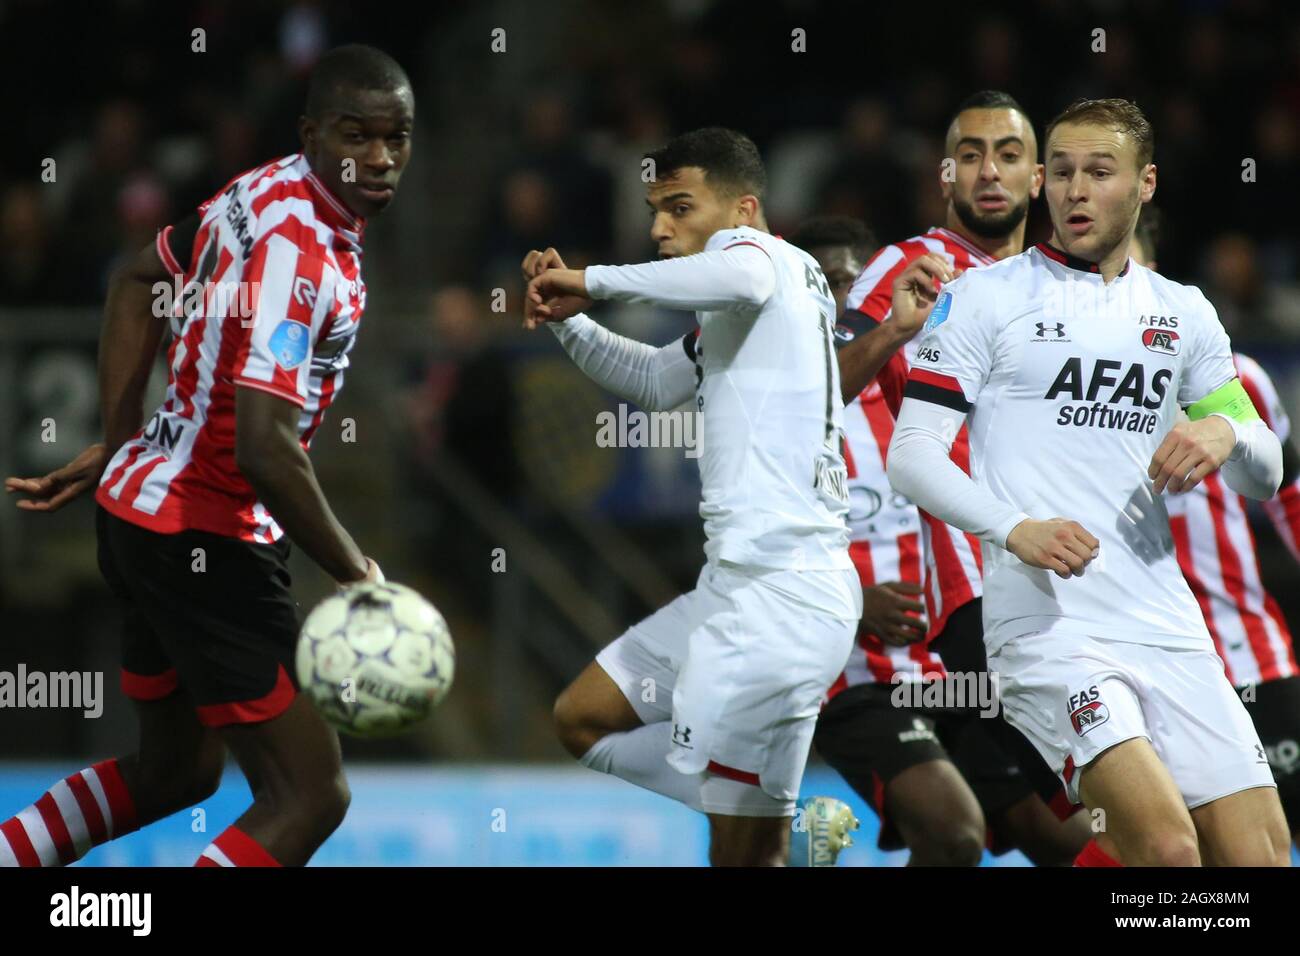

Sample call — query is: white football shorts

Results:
[596,560,859,816]
[989,628,1275,808]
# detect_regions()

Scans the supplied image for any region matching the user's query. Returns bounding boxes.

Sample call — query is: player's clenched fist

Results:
[1006,518,1100,579]
[887,253,963,338]
[521,246,567,282]
[520,248,592,329]
[1148,416,1236,495]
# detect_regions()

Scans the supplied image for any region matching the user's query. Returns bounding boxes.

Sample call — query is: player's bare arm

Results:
[235,387,379,585]
[6,239,173,512]
[837,254,959,403]
[100,241,175,453]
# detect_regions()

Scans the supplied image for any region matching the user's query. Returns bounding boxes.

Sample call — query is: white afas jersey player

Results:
[887,242,1283,806]
[549,225,860,815]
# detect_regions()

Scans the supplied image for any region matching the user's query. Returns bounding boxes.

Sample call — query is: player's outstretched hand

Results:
[1006,518,1099,579]
[5,442,108,513]
[887,253,963,338]
[524,266,591,329]
[520,248,591,329]
[861,581,929,646]
[1148,416,1236,495]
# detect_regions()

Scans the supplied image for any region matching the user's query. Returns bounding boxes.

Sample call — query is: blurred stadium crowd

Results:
[2,0,1299,761]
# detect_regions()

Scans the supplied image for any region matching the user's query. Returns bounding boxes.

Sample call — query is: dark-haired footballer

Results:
[523,128,861,866]
[3,44,412,867]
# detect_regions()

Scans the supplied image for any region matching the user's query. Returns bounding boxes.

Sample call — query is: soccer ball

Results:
[295,581,455,737]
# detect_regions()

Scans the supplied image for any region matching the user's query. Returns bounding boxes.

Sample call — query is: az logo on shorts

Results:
[1068,685,1109,736]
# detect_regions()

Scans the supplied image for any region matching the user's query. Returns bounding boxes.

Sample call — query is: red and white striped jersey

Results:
[826,382,946,696]
[839,227,994,638]
[96,153,366,543]
[1166,352,1300,685]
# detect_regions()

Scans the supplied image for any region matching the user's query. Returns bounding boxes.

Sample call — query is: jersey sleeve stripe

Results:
[904,368,970,410]
[682,330,698,362]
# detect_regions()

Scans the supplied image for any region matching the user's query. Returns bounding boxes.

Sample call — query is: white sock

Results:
[579,722,704,812]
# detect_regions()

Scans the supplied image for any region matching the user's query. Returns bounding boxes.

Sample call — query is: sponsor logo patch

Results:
[1142,328,1180,355]
[269,319,310,370]
[1070,700,1109,735]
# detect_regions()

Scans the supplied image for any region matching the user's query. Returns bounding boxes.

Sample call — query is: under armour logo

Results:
[672,723,693,748]
[1035,322,1066,338]
[1256,743,1267,763]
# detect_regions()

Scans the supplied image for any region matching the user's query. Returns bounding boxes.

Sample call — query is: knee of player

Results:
[709,825,787,867]
[1132,828,1199,867]
[1249,816,1291,867]
[326,770,352,819]
[922,825,986,866]
[187,751,226,805]
[305,769,351,837]
[551,689,597,758]
[902,809,986,865]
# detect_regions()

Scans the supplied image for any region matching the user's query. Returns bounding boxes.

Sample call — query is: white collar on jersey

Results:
[297,156,366,238]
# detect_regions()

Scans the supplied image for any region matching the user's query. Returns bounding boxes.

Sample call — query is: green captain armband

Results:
[1187,378,1261,424]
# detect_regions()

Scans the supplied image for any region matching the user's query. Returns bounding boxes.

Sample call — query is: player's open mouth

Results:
[1066,213,1093,234]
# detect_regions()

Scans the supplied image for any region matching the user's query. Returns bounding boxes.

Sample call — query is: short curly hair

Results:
[1045,98,1153,168]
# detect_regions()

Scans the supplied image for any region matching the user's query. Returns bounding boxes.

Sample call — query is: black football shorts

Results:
[95,504,302,727]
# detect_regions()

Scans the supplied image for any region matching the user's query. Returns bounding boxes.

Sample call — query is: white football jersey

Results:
[592,226,852,572]
[909,242,1240,652]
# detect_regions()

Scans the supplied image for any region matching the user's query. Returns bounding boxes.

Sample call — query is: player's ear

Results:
[1140,163,1157,204]
[737,194,760,226]
[298,115,317,156]
[1030,162,1045,200]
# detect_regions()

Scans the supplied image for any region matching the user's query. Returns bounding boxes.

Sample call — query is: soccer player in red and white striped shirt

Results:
[836,91,1044,655]
[3,45,412,867]
[1132,213,1300,849]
